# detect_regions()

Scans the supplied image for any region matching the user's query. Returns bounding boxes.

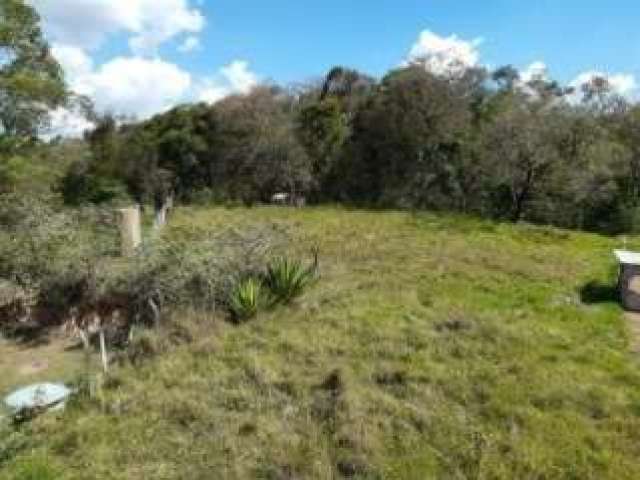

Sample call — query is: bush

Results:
[59,160,130,206]
[264,256,316,304]
[0,194,118,304]
[0,193,294,339]
[113,223,287,323]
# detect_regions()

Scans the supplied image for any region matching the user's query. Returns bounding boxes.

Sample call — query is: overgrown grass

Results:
[3,206,640,479]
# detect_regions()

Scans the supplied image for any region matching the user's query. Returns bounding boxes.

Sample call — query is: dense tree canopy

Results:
[52,58,640,234]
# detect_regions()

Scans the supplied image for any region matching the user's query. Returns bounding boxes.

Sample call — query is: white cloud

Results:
[81,57,193,117]
[520,61,549,83]
[407,30,483,77]
[220,61,259,95]
[49,46,195,136]
[52,44,94,81]
[197,61,259,104]
[46,107,95,139]
[570,71,638,99]
[178,36,201,53]
[514,61,555,99]
[28,0,205,54]
[52,45,193,117]
[49,46,260,136]
[33,2,257,136]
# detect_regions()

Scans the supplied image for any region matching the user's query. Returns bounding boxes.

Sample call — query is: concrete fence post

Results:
[118,206,142,257]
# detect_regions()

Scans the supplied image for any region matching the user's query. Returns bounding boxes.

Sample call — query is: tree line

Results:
[65,63,640,234]
[4,1,640,234]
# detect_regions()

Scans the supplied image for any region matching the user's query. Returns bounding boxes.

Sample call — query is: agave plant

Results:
[264,256,316,304]
[228,277,264,321]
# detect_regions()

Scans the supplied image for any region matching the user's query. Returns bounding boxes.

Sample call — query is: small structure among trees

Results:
[270,192,306,207]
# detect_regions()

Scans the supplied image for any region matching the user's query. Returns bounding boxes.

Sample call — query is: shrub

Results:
[0,190,312,363]
[0,193,288,338]
[264,256,316,304]
[228,277,265,321]
[59,160,130,206]
[125,327,171,365]
[115,223,287,323]
[0,194,118,313]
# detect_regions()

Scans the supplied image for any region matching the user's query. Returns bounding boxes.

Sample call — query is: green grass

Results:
[3,206,640,479]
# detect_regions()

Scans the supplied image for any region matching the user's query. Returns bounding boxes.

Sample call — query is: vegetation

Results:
[228,277,266,321]
[0,195,290,341]
[0,0,68,191]
[1,206,639,479]
[3,3,640,479]
[48,61,640,235]
[265,256,317,304]
[4,3,640,235]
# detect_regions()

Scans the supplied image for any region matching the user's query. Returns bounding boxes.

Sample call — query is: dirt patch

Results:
[0,332,90,395]
[18,359,50,376]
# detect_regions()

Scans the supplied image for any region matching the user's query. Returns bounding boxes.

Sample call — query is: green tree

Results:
[296,97,348,199]
[342,65,470,207]
[0,0,67,193]
[213,87,312,204]
[483,102,564,222]
[0,0,66,147]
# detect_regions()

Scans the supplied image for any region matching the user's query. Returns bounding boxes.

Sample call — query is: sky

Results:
[26,0,640,135]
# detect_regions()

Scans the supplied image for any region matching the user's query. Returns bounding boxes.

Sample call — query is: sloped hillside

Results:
[4,207,640,480]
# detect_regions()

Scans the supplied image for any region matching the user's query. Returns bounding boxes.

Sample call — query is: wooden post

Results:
[99,329,109,374]
[118,207,141,257]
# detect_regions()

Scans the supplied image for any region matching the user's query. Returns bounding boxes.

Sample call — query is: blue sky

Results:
[28,0,640,133]
[173,0,640,84]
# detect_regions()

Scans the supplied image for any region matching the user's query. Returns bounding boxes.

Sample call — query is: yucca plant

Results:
[228,277,264,321]
[264,256,316,304]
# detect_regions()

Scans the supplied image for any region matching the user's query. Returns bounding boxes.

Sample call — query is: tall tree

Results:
[0,0,67,193]
[0,0,66,147]
[296,97,348,199]
[483,102,563,222]
[213,87,312,203]
[343,65,470,207]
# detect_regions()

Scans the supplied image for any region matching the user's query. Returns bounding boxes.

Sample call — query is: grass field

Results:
[3,206,640,479]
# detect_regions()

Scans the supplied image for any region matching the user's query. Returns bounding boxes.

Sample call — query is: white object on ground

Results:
[271,193,290,204]
[4,383,72,413]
